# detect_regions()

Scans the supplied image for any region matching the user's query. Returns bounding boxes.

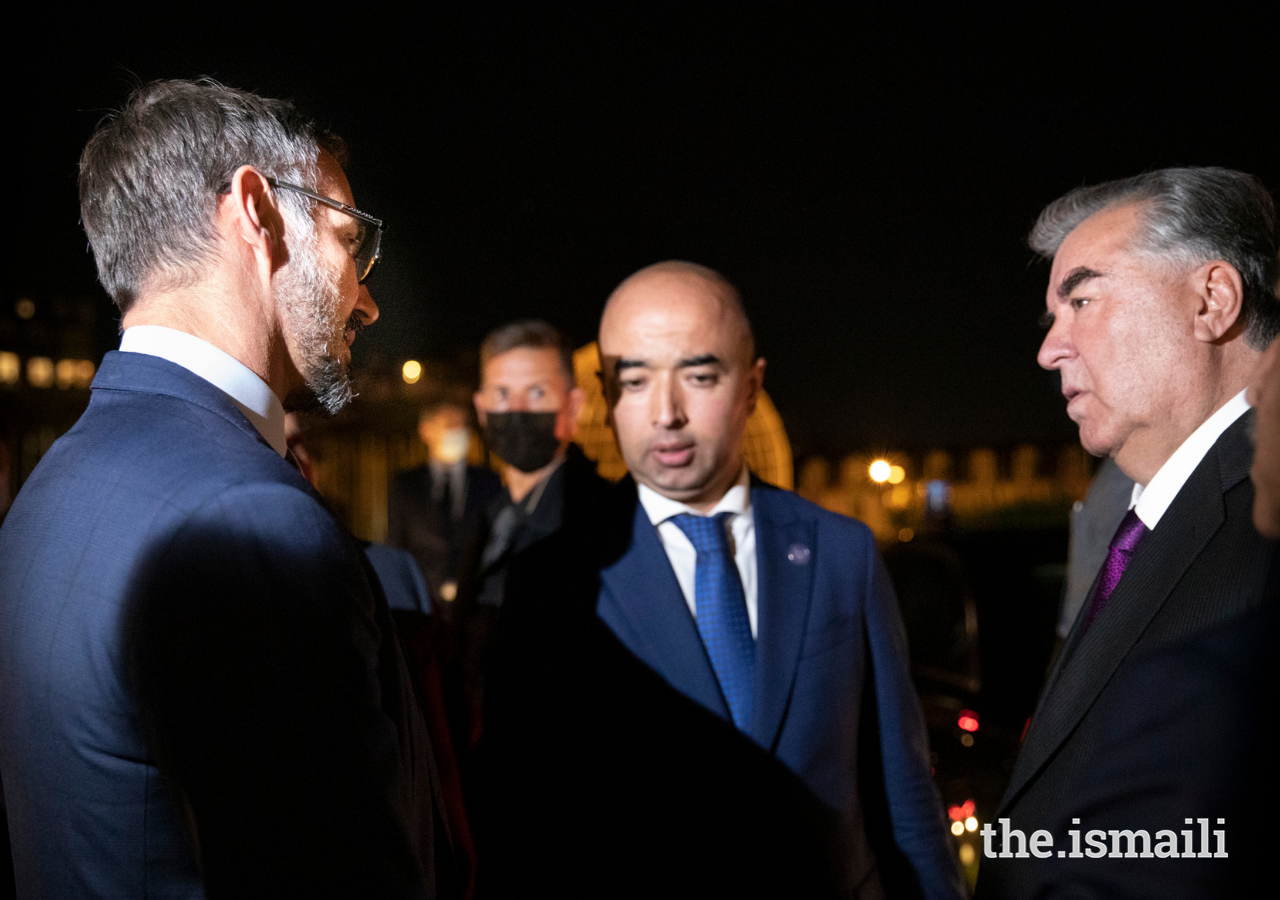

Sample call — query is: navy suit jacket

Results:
[0,352,444,899]
[479,477,962,899]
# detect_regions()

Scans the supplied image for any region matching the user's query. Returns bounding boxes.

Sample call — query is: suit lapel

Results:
[1001,427,1245,811]
[749,485,817,750]
[597,493,729,720]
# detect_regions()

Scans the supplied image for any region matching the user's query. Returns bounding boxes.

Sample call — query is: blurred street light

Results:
[869,459,891,483]
[27,357,53,389]
[402,360,423,384]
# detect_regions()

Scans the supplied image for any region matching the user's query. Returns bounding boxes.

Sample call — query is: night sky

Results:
[9,5,1279,455]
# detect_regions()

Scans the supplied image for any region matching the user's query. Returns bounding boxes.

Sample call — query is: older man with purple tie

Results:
[977,167,1279,899]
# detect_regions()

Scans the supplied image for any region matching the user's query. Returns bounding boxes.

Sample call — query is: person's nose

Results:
[355,284,379,327]
[652,372,687,429]
[1037,309,1073,371]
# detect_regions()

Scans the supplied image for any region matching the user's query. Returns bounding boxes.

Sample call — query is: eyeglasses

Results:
[266,178,385,283]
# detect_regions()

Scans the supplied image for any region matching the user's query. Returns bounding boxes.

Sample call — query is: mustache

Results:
[345,311,367,337]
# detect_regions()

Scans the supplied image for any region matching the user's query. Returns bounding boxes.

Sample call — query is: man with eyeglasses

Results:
[0,80,456,899]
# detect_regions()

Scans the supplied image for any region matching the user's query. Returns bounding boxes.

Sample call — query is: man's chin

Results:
[638,467,719,504]
[284,356,355,417]
[1075,423,1115,460]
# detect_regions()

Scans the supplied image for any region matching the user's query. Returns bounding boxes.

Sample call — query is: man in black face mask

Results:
[453,320,610,744]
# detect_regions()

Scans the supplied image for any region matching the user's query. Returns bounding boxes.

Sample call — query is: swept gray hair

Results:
[79,78,326,312]
[1029,167,1280,349]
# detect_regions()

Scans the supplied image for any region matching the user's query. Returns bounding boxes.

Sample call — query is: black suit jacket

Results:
[977,413,1278,899]
[388,462,502,609]
[454,447,611,755]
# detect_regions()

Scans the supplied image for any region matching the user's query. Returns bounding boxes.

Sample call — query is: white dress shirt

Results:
[637,466,758,638]
[1130,389,1251,530]
[119,325,287,457]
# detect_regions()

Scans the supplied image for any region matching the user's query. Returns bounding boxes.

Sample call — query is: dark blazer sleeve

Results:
[862,547,967,900]
[124,483,429,900]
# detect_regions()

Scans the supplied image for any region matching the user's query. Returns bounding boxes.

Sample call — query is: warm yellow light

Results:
[401,360,423,384]
[898,527,915,543]
[869,459,891,483]
[959,843,976,865]
[0,351,19,385]
[27,356,54,389]
[965,816,978,832]
[55,359,96,390]
[888,465,906,484]
[951,820,965,836]
[56,359,78,390]
[15,298,35,320]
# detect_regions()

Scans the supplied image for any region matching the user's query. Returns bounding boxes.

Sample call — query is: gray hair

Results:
[79,79,327,312]
[1029,167,1280,349]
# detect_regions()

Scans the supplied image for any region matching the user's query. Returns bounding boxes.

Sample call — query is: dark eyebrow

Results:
[676,354,722,368]
[614,358,648,375]
[1056,266,1106,299]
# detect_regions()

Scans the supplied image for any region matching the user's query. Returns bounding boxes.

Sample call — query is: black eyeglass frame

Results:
[265,177,385,283]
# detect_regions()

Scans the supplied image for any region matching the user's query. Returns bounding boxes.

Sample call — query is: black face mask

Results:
[483,411,561,473]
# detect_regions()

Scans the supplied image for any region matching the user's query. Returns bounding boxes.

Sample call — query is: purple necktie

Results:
[1084,509,1149,628]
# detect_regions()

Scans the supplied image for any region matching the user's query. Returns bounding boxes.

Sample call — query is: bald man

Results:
[478,263,963,899]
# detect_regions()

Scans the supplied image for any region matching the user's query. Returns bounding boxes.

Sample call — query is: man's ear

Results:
[564,386,587,440]
[1192,261,1245,343]
[225,165,287,282]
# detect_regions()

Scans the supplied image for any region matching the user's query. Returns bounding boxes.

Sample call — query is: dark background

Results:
[6,3,1278,456]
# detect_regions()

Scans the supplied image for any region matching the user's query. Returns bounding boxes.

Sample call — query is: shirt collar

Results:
[1130,389,1250,530]
[430,458,465,476]
[119,325,287,457]
[637,465,752,525]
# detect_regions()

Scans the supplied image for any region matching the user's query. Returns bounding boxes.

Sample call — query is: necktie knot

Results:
[1111,509,1148,554]
[1084,509,1150,628]
[670,512,734,556]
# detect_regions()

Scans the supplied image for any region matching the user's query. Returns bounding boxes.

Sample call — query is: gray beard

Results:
[275,225,357,417]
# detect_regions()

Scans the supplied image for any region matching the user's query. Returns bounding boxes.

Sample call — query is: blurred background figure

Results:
[388,399,501,614]
[466,320,604,611]
[458,321,609,745]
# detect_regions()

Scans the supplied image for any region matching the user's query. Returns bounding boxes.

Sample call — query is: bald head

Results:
[602,261,755,365]
[598,260,765,510]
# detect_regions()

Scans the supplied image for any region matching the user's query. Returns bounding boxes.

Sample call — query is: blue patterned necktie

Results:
[670,512,756,731]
